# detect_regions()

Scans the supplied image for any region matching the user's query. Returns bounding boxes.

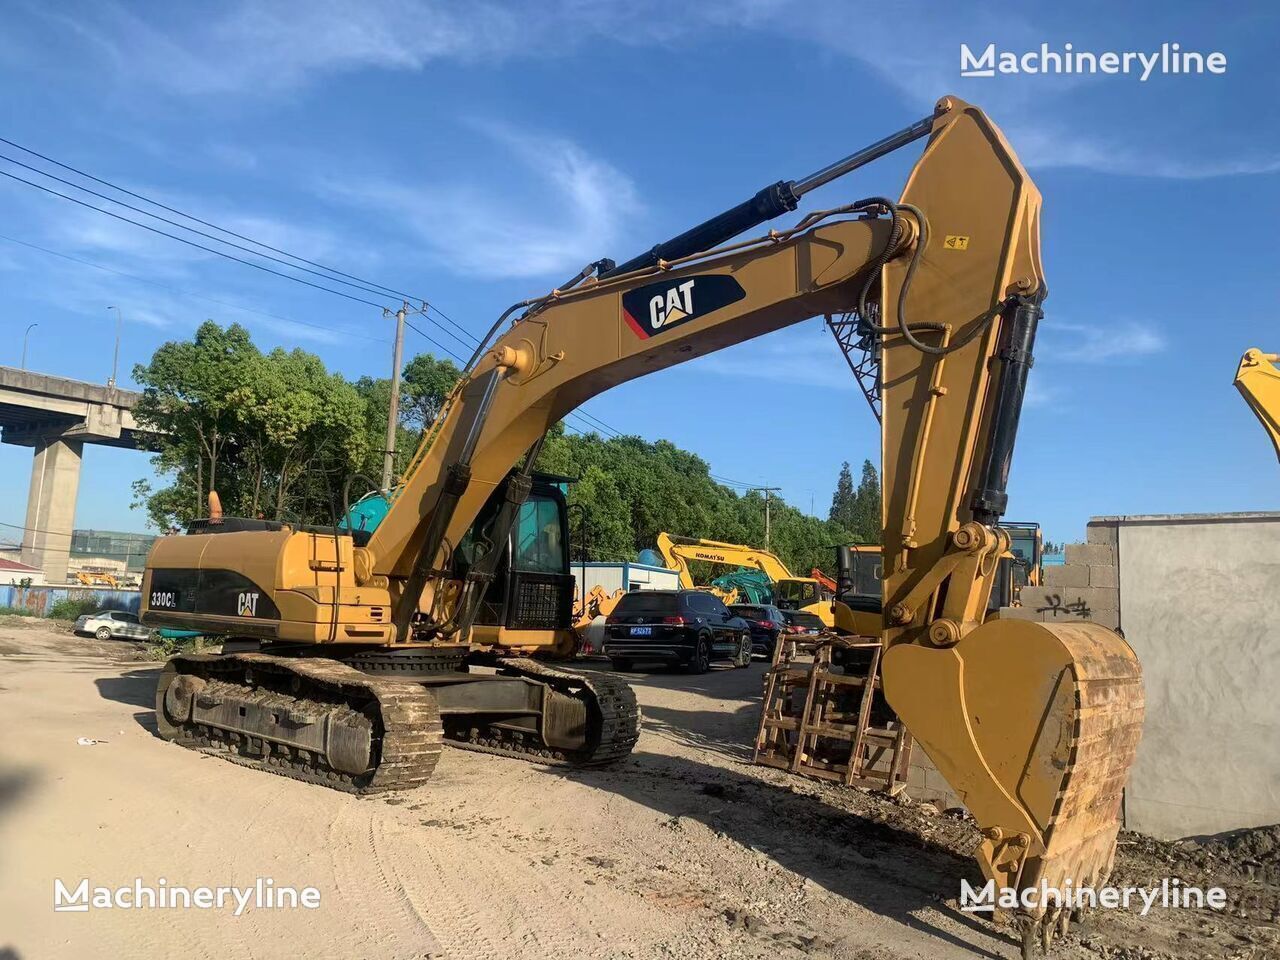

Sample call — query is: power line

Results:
[0,140,641,443]
[0,519,153,543]
[0,167,393,309]
[711,473,760,489]
[0,135,427,305]
[572,408,622,436]
[0,149,409,304]
[565,412,618,437]
[422,301,486,350]
[0,232,389,345]
[0,135,497,349]
[403,318,467,365]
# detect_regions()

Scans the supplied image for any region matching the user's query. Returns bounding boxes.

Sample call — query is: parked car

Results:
[780,609,826,638]
[73,610,150,641]
[603,590,752,673]
[729,603,789,657]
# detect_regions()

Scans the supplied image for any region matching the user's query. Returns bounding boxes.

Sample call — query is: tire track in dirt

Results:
[379,818,504,960]
[315,802,443,959]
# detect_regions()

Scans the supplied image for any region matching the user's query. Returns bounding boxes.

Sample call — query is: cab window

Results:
[512,495,565,574]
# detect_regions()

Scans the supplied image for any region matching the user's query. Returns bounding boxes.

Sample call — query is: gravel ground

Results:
[0,617,1276,959]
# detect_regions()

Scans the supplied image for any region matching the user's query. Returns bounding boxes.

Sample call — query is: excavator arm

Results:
[655,533,797,586]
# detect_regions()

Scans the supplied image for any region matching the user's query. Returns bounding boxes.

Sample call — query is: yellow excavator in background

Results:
[655,532,831,616]
[570,584,625,654]
[1235,348,1280,462]
[141,96,1143,952]
[75,569,121,588]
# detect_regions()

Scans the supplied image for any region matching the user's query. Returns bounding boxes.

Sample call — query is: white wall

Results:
[1113,513,1280,839]
[570,563,679,604]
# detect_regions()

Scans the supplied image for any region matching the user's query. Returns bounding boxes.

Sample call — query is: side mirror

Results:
[836,545,856,597]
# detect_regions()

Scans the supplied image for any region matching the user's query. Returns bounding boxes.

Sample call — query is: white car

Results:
[74,610,150,641]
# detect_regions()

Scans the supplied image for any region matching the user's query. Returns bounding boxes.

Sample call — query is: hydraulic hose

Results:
[858,201,1003,357]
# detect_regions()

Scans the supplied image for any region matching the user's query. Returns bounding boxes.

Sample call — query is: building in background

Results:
[570,560,679,605]
[0,556,45,586]
[69,529,155,575]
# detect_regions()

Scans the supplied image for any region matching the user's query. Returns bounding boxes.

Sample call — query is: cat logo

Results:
[649,279,696,330]
[621,275,746,340]
[236,592,260,617]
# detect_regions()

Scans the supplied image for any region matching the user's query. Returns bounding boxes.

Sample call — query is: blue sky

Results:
[1,1,1277,548]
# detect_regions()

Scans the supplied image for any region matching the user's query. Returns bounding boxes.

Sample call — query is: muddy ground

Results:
[1,616,1276,959]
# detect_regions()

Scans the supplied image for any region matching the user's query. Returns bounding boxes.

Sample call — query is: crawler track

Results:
[445,657,641,766]
[155,653,444,795]
[156,653,638,793]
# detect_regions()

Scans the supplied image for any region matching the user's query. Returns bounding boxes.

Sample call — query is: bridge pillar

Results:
[21,436,84,585]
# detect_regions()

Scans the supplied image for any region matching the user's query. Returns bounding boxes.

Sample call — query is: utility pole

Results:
[382,301,408,491]
[749,486,783,549]
[106,305,123,387]
[21,323,37,369]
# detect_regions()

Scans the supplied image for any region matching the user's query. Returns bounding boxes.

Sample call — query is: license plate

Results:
[630,626,652,637]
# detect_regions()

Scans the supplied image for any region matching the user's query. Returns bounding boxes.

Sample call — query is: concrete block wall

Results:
[999,521,1121,630]
[904,748,965,811]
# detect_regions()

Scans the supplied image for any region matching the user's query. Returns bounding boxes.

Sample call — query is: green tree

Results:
[401,354,462,429]
[828,461,855,531]
[352,354,462,488]
[849,459,882,544]
[133,323,369,527]
[132,321,261,524]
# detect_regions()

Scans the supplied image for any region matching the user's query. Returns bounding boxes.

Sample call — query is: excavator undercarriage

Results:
[157,649,639,793]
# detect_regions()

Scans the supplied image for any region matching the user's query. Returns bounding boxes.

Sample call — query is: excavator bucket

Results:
[1235,348,1280,463]
[883,619,1144,915]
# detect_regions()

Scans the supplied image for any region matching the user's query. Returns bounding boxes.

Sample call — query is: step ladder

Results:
[753,635,913,794]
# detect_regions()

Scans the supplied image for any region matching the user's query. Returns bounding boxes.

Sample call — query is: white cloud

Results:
[694,326,858,391]
[1023,378,1058,408]
[326,122,640,279]
[1008,123,1280,179]
[25,1,1277,184]
[1042,319,1166,363]
[56,0,538,96]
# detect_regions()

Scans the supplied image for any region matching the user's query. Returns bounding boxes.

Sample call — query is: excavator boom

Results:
[143,97,1142,948]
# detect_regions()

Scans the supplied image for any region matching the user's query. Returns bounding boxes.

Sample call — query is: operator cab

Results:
[453,472,576,634]
[835,544,883,615]
[773,578,829,610]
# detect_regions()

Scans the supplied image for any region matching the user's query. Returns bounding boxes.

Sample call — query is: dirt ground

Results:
[1,616,1277,960]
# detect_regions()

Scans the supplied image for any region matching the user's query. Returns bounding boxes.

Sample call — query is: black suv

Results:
[729,603,789,657]
[604,590,752,673]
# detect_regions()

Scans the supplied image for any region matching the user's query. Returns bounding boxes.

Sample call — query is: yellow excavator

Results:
[1235,348,1280,462]
[655,532,830,614]
[141,96,1143,952]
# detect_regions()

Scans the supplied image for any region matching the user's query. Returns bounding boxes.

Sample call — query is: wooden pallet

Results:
[753,635,913,794]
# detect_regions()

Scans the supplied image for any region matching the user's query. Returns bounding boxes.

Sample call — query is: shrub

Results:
[143,634,209,660]
[0,605,38,617]
[48,597,102,621]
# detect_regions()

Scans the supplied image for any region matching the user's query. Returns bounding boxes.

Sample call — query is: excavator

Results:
[1235,348,1280,462]
[655,532,830,613]
[141,96,1143,953]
